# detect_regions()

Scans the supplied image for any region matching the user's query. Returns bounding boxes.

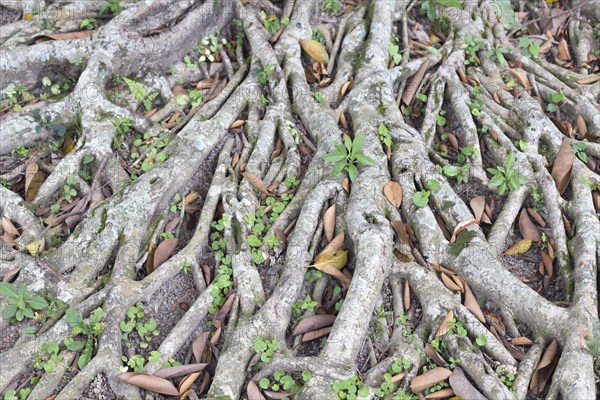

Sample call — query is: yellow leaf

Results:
[313,249,347,270]
[300,39,329,65]
[503,238,532,255]
[26,240,44,256]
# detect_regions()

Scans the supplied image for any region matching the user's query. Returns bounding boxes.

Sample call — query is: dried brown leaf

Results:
[292,314,336,336]
[441,272,462,292]
[192,332,210,363]
[119,373,179,396]
[576,75,600,85]
[519,209,540,242]
[425,343,447,367]
[384,181,403,208]
[154,364,208,379]
[402,59,429,105]
[247,380,266,400]
[425,388,455,399]
[242,172,270,195]
[541,251,553,278]
[530,340,558,394]
[302,326,332,342]
[436,310,454,337]
[551,140,574,194]
[526,208,546,227]
[214,292,236,328]
[410,367,452,393]
[25,161,45,203]
[391,221,410,244]
[469,196,491,224]
[404,280,411,310]
[512,336,534,346]
[1,267,20,282]
[463,282,485,323]
[1,217,19,238]
[317,232,345,257]
[34,30,96,43]
[152,238,178,271]
[178,372,201,394]
[323,204,336,243]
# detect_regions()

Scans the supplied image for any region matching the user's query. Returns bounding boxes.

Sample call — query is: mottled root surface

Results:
[0,1,599,400]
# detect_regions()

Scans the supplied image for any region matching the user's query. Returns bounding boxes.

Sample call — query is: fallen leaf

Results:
[214,292,236,328]
[263,390,293,399]
[449,368,486,400]
[402,59,429,105]
[300,39,330,64]
[530,340,558,394]
[318,263,351,285]
[178,372,201,394]
[510,69,531,89]
[302,326,332,342]
[152,238,178,271]
[436,310,455,337]
[425,343,447,367]
[556,38,571,61]
[425,388,455,399]
[446,133,459,151]
[384,181,403,208]
[541,251,553,278]
[394,249,411,262]
[391,221,410,244]
[24,161,45,203]
[576,75,600,85]
[410,367,452,393]
[313,249,347,270]
[450,219,479,242]
[512,336,534,346]
[469,196,491,224]
[519,209,540,242]
[192,332,210,363]
[210,326,221,345]
[551,140,574,194]
[340,80,352,97]
[341,177,350,192]
[247,380,266,400]
[316,233,345,258]
[33,30,96,43]
[25,239,44,256]
[503,238,532,255]
[323,204,336,243]
[441,273,462,292]
[292,315,336,336]
[404,280,411,310]
[1,217,19,237]
[539,8,568,36]
[1,267,20,282]
[119,373,179,396]
[242,172,270,195]
[526,208,546,227]
[154,364,208,379]
[463,282,485,323]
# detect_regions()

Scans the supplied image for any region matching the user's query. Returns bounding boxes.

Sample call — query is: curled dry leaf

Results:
[323,204,336,243]
[302,326,332,342]
[541,251,553,278]
[292,314,336,336]
[25,160,46,203]
[446,133,459,151]
[340,80,352,97]
[384,181,403,208]
[242,172,270,195]
[576,75,600,85]
[551,140,574,195]
[403,280,411,310]
[317,232,344,257]
[263,390,293,400]
[300,39,329,64]
[192,332,210,363]
[178,372,201,394]
[1,217,19,238]
[402,58,429,106]
[503,238,532,255]
[33,30,96,43]
[450,219,479,242]
[526,208,546,227]
[410,367,452,393]
[341,177,350,193]
[119,373,179,396]
[213,292,236,328]
[448,367,486,400]
[530,339,558,394]
[519,208,540,242]
[425,343,447,367]
[313,249,347,270]
[469,196,491,224]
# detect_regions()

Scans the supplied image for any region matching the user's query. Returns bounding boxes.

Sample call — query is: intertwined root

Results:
[1,0,599,399]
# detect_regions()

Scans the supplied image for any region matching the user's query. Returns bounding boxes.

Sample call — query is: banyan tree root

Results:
[0,0,598,399]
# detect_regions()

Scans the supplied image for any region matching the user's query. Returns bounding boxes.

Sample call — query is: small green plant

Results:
[332,373,369,400]
[518,37,541,59]
[515,139,528,151]
[378,123,392,148]
[488,44,509,65]
[475,333,487,348]
[448,319,467,336]
[323,134,375,182]
[572,140,588,163]
[487,152,527,195]
[388,34,402,66]
[11,146,30,158]
[99,0,122,15]
[412,190,430,208]
[435,110,447,126]
[546,90,565,113]
[420,0,461,31]
[259,369,302,393]
[196,33,226,63]
[376,358,411,397]
[584,312,600,373]
[437,164,469,184]
[65,308,104,369]
[0,282,48,322]
[119,303,159,350]
[392,391,416,400]
[80,18,97,30]
[63,175,78,202]
[253,337,278,363]
[112,116,132,149]
[321,0,342,14]
[461,36,483,66]
[314,91,325,105]
[496,365,517,388]
[293,295,318,316]
[531,186,544,212]
[33,343,63,372]
[259,11,289,35]
[3,388,31,400]
[209,213,234,314]
[180,260,191,274]
[254,64,273,86]
[121,76,159,112]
